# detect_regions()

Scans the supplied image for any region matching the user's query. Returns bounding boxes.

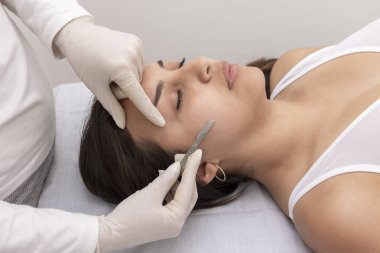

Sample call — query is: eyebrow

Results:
[153,80,164,106]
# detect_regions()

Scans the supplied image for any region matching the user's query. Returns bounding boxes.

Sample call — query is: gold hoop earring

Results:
[216,165,226,182]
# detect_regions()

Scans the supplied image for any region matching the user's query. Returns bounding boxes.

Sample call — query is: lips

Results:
[223,62,239,90]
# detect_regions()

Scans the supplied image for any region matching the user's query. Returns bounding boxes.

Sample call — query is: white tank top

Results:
[270,18,380,221]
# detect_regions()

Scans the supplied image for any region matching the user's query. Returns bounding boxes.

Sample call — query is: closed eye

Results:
[176,89,183,110]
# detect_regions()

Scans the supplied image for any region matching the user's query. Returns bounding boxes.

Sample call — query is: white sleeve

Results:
[337,18,380,48]
[1,0,92,57]
[0,201,99,253]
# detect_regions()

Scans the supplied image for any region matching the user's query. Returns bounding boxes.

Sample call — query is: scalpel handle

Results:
[179,145,198,173]
[179,120,215,173]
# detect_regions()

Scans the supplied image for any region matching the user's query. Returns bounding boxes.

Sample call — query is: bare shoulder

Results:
[293,172,380,253]
[269,47,323,94]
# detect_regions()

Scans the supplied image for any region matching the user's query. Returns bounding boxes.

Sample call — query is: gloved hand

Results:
[159,153,187,203]
[97,149,202,252]
[54,17,165,129]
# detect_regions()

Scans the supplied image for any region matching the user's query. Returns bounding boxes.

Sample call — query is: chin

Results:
[238,66,265,88]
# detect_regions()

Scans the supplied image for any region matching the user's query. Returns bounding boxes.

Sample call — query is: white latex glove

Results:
[54,17,165,129]
[97,149,202,252]
[159,153,186,203]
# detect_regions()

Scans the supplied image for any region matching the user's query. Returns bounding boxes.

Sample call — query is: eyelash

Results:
[179,57,186,68]
[176,89,183,110]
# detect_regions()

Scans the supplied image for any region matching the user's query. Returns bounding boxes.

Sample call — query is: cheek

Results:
[154,125,188,151]
[183,92,246,153]
[238,67,266,100]
[124,100,160,143]
[157,93,177,119]
[186,77,264,158]
[124,98,198,153]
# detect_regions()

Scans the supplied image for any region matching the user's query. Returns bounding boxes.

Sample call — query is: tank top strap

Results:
[270,46,380,99]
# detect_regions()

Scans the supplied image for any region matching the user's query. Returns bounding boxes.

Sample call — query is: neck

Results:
[227,99,319,186]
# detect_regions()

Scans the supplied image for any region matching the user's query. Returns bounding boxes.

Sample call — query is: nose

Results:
[191,57,212,83]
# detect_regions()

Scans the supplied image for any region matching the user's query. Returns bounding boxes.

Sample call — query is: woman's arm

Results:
[293,172,380,253]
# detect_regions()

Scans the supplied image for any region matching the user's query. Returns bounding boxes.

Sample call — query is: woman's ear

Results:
[196,162,219,185]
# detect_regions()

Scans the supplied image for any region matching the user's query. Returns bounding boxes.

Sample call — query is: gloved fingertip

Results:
[106,94,126,129]
[149,105,165,127]
[174,153,185,162]
[154,114,166,127]
[114,115,125,129]
[117,119,126,129]
[167,162,180,176]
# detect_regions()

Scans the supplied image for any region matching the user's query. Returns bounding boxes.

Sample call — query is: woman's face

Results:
[122,57,266,168]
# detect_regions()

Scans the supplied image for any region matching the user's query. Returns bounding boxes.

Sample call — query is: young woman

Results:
[80,18,380,252]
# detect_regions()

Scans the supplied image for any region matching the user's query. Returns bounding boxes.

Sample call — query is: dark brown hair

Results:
[79,58,277,208]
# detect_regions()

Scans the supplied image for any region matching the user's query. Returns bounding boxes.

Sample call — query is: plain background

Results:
[8,0,380,86]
